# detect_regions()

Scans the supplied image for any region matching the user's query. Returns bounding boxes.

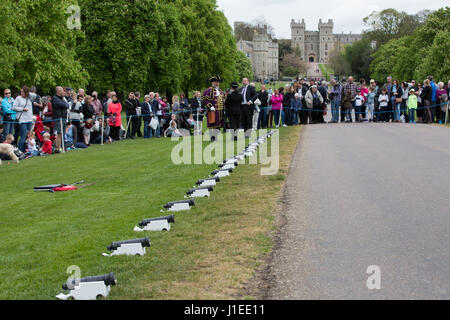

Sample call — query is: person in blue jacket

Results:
[1,88,16,136]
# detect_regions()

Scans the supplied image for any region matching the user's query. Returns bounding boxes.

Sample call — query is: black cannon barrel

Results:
[139,214,175,226]
[107,237,150,251]
[190,185,214,192]
[196,177,220,185]
[164,199,195,209]
[219,162,237,168]
[62,272,116,290]
[186,186,214,195]
[211,168,233,175]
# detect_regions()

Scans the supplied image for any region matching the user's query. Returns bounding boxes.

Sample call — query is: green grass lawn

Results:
[0,125,302,300]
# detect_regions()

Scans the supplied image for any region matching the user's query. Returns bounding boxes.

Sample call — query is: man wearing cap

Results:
[202,75,225,142]
[225,82,244,140]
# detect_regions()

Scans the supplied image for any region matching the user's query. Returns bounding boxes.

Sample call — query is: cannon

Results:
[163,199,195,212]
[196,177,220,187]
[56,272,117,300]
[222,158,238,166]
[134,214,175,232]
[186,186,214,198]
[103,237,151,257]
[219,163,235,171]
[211,168,232,178]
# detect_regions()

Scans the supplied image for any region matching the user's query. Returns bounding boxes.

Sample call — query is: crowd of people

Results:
[249,75,449,128]
[0,74,449,164]
[0,86,199,163]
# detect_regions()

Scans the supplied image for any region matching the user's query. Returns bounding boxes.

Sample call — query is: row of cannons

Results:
[56,131,275,300]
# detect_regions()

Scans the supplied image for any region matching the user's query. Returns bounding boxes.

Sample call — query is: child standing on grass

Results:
[26,131,39,157]
[408,89,418,123]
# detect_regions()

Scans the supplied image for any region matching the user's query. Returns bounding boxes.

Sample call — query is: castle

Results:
[236,25,279,81]
[291,19,362,63]
[236,19,362,80]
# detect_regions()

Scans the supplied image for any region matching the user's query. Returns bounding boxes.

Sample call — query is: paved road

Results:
[306,63,322,79]
[266,123,450,299]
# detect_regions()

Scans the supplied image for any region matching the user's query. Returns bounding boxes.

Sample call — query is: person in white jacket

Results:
[12,86,37,152]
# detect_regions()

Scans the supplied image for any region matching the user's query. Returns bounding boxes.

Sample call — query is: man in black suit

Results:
[225,82,243,141]
[238,77,257,138]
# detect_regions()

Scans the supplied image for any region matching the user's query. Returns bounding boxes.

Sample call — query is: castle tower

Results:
[252,26,270,80]
[318,19,334,63]
[291,19,305,61]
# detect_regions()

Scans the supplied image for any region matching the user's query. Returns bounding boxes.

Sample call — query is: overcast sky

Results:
[216,0,448,39]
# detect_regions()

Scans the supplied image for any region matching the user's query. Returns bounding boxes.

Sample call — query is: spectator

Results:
[436,82,448,124]
[366,87,376,122]
[305,85,324,124]
[257,85,269,129]
[1,88,15,136]
[180,93,189,111]
[392,80,403,122]
[416,83,424,123]
[52,86,70,151]
[270,88,283,128]
[25,130,39,157]
[343,76,358,122]
[354,89,365,122]
[82,95,95,120]
[134,91,143,138]
[0,123,4,143]
[90,118,111,144]
[12,86,36,152]
[141,94,153,139]
[342,90,353,123]
[108,94,122,141]
[291,93,301,125]
[329,79,341,123]
[172,96,180,113]
[30,86,43,116]
[408,89,418,123]
[420,79,433,123]
[125,92,138,139]
[90,92,103,118]
[41,132,53,155]
[428,76,437,122]
[70,94,83,139]
[0,134,19,164]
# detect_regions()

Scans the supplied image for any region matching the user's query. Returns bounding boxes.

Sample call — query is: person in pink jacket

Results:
[271,88,284,128]
[108,94,122,141]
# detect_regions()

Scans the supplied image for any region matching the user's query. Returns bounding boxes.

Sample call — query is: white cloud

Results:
[216,0,448,39]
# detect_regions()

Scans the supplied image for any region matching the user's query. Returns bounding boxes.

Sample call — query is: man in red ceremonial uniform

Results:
[202,75,225,141]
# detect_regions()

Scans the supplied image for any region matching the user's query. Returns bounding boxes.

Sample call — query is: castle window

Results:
[325,44,328,50]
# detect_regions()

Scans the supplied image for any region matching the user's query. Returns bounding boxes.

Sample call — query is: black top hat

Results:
[208,75,222,83]
[231,81,239,88]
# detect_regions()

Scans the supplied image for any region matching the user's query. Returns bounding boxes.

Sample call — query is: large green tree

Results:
[0,0,20,89]
[370,7,450,82]
[1,0,88,92]
[77,0,162,96]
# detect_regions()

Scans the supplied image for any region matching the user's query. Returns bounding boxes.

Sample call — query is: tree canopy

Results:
[0,0,246,96]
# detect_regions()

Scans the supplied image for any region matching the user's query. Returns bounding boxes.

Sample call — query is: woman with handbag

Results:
[1,88,16,136]
[12,86,37,152]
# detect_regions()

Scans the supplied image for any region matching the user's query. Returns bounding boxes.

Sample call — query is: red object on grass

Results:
[53,186,78,192]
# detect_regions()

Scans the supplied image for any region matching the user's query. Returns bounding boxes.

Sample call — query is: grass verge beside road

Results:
[0,126,302,299]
